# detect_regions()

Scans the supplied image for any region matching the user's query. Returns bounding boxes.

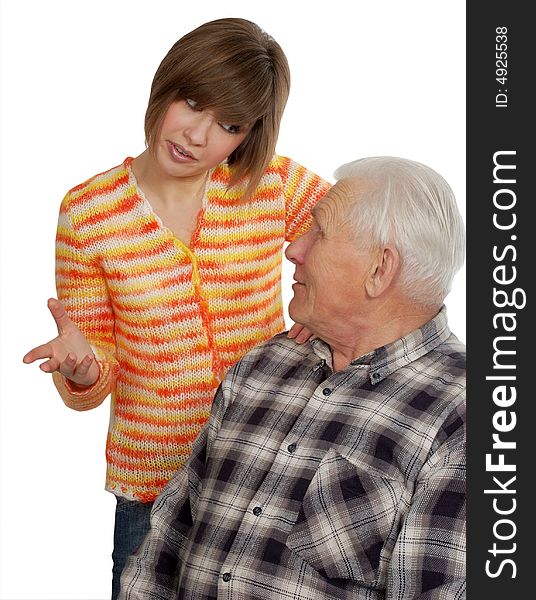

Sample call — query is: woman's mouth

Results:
[168,141,196,162]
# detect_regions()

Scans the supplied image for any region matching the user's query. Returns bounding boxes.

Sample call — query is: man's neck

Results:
[326,304,439,372]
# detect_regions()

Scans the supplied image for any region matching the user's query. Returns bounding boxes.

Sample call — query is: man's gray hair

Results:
[334,156,465,307]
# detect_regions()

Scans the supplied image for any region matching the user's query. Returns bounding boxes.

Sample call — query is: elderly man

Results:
[120,157,466,599]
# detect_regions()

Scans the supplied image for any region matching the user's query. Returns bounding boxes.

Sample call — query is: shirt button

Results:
[322,387,332,396]
[252,506,262,516]
[372,372,381,380]
[222,572,232,582]
[287,443,297,453]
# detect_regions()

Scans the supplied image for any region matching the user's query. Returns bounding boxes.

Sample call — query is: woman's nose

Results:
[184,113,212,147]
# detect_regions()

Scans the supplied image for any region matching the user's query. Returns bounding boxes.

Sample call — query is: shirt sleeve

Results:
[119,378,234,598]
[52,192,119,410]
[387,414,466,599]
[276,156,331,242]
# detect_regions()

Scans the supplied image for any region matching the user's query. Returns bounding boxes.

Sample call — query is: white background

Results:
[0,1,465,598]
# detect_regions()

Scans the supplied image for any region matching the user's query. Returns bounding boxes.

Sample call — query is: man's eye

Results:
[310,220,322,235]
[185,98,200,111]
[219,123,242,134]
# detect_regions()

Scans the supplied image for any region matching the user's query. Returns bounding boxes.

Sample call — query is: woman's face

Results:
[153,99,251,180]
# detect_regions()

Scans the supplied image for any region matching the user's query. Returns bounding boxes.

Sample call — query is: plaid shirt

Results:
[121,307,466,600]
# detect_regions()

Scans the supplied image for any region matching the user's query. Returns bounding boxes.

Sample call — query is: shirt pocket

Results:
[286,447,405,585]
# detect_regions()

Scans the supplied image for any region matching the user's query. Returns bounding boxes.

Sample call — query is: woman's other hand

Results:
[287,322,317,344]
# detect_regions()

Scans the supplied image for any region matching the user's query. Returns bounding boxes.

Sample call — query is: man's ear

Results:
[365,245,400,298]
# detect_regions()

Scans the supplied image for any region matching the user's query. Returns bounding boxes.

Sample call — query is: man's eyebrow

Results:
[311,206,322,221]
[309,213,322,231]
[311,206,327,228]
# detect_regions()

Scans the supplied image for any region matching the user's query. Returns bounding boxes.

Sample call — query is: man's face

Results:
[285,180,376,337]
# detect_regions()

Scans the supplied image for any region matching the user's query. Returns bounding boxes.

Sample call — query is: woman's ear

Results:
[365,245,400,298]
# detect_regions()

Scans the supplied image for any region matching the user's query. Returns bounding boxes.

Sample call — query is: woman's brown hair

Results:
[144,18,291,199]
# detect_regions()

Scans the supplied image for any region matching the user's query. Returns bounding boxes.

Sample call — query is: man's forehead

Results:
[313,178,369,220]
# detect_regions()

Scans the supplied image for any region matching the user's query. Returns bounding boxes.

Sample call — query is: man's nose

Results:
[285,235,305,264]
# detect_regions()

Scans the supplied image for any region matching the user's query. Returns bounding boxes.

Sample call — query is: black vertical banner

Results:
[467,2,532,597]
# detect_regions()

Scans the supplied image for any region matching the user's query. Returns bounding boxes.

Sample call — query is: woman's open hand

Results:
[23,298,99,388]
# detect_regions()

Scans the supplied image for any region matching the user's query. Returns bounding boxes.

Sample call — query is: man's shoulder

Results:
[422,334,466,440]
[240,331,311,362]
[228,333,314,379]
[432,333,466,379]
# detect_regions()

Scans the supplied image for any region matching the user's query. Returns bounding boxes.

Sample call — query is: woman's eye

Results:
[219,123,242,134]
[185,98,200,111]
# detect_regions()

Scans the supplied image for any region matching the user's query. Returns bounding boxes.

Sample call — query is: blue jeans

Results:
[111,496,153,600]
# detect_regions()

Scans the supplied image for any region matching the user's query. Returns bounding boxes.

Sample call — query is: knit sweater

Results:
[52,155,330,502]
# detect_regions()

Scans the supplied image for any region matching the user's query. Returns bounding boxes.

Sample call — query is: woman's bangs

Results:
[181,68,273,126]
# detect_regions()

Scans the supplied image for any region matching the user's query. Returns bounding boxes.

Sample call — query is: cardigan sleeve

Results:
[52,192,119,411]
[277,156,332,241]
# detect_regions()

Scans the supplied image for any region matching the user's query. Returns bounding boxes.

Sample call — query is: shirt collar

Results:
[311,306,451,384]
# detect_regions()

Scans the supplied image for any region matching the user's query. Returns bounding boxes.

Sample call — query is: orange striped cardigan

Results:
[52,155,330,501]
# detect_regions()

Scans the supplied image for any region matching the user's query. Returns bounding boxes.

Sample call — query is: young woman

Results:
[23,17,330,597]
